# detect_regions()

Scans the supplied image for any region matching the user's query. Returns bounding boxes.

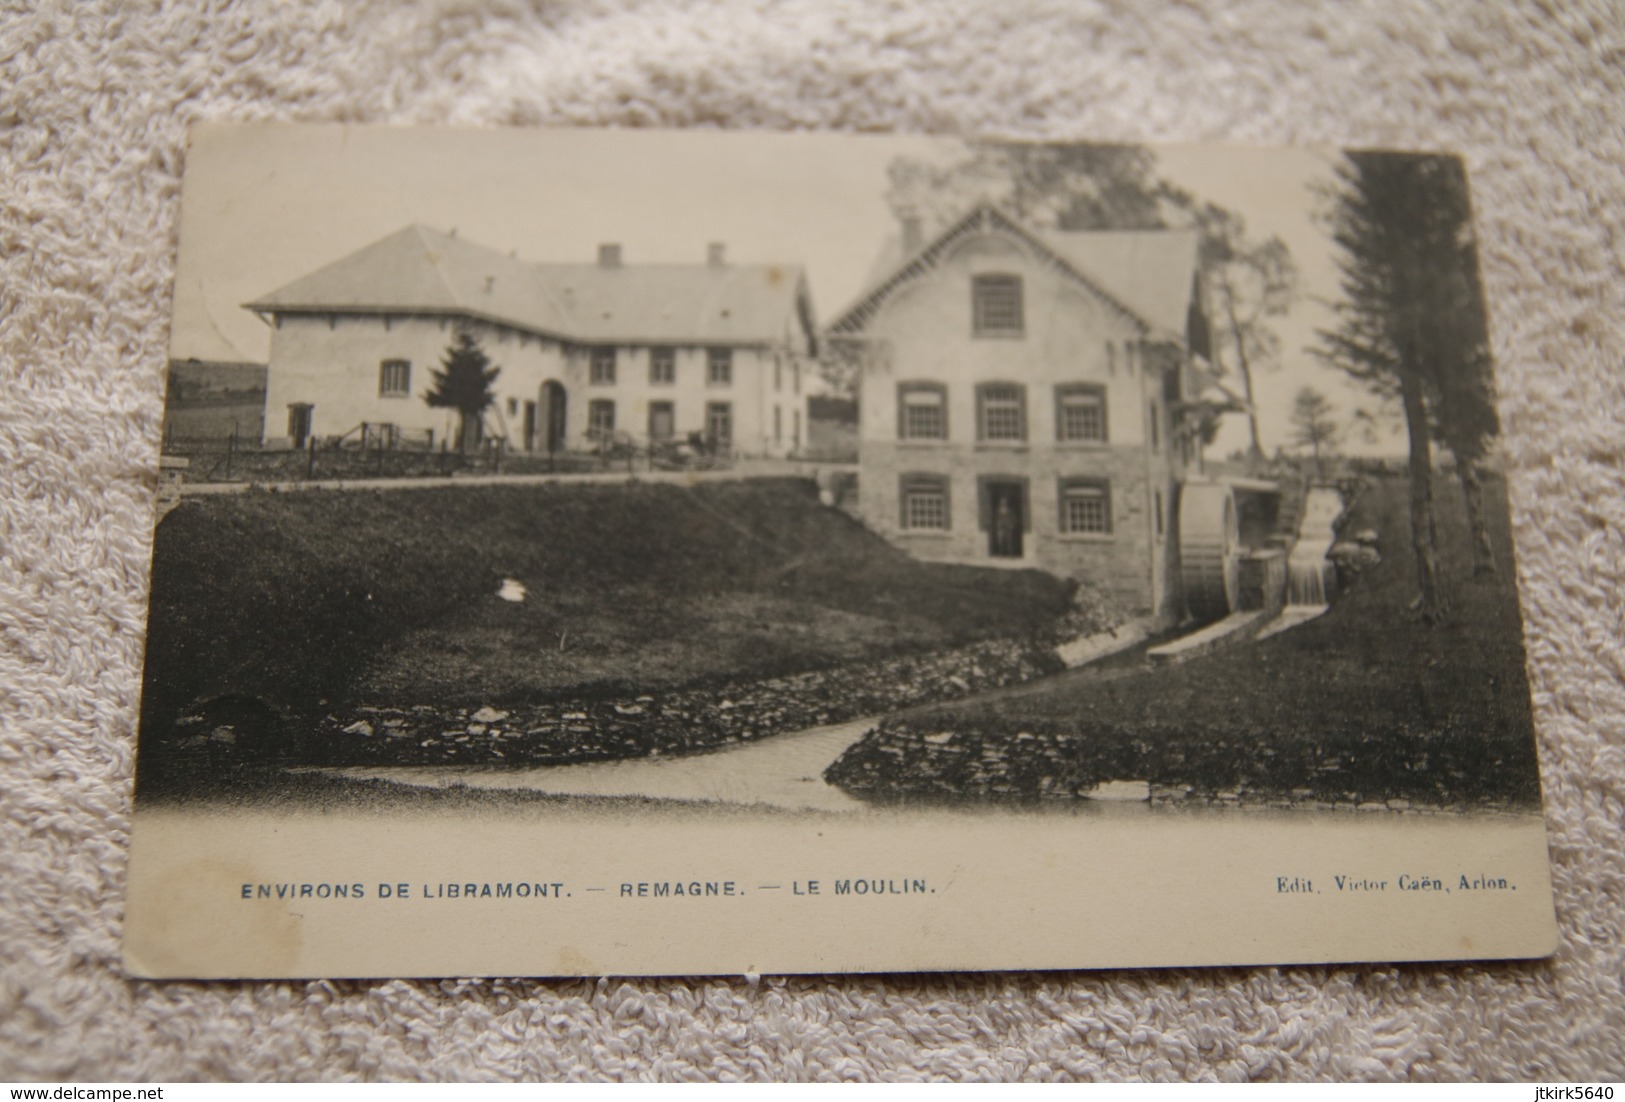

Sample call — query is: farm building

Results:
[826,202,1249,622]
[245,226,818,457]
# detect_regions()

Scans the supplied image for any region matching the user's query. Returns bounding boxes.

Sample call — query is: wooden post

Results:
[306,435,316,480]
[225,423,236,480]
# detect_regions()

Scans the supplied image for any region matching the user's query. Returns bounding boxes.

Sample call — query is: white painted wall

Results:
[262,314,566,447]
[859,233,1152,448]
[262,313,812,457]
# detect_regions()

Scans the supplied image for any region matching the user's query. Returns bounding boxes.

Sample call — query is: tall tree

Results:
[1317,151,1483,622]
[1420,160,1501,576]
[818,339,864,401]
[1162,196,1300,460]
[425,330,501,454]
[885,142,1165,235]
[1289,387,1340,480]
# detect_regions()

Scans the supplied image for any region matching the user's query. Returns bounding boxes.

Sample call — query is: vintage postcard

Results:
[125,125,1556,978]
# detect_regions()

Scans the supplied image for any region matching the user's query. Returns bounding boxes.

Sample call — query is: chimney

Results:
[708,242,727,267]
[598,243,622,268]
[901,215,923,254]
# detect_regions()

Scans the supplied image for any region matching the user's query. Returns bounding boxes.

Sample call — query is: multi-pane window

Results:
[976,383,1027,442]
[898,383,947,440]
[1056,385,1107,443]
[590,347,616,385]
[900,475,950,531]
[379,359,410,397]
[706,401,732,448]
[1059,479,1112,535]
[650,347,676,385]
[588,398,615,437]
[707,348,733,386]
[972,274,1024,335]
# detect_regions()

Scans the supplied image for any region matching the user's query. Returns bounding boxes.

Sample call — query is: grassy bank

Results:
[139,478,1077,790]
[826,473,1543,810]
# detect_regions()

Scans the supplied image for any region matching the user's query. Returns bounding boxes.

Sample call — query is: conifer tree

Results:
[1289,386,1340,480]
[1318,152,1492,620]
[424,330,501,454]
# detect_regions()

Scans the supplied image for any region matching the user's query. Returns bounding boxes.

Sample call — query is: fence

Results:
[161,422,742,485]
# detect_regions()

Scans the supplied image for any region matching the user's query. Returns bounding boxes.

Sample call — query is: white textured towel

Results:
[1,0,1621,1081]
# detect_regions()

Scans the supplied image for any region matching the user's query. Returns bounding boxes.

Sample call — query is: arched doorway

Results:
[541,381,567,455]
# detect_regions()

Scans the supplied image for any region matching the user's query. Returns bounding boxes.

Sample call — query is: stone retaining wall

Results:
[314,636,1066,767]
[822,717,1534,812]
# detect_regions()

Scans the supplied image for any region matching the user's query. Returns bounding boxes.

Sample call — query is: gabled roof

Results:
[1036,228,1200,339]
[246,225,814,347]
[826,202,1200,343]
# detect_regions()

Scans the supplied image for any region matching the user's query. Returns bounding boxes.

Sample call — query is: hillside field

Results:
[138,478,1076,776]
[827,473,1545,809]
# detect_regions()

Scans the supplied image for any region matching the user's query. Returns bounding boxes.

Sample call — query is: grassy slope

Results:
[140,478,1073,737]
[830,473,1544,808]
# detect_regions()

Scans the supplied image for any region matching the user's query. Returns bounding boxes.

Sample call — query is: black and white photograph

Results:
[124,125,1556,979]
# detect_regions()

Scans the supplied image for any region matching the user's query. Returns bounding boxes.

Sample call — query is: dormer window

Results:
[972,274,1024,336]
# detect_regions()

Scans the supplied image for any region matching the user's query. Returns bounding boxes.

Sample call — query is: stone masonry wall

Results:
[861,438,1167,615]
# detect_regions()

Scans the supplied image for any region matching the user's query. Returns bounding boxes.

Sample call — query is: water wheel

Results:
[1180,482,1241,622]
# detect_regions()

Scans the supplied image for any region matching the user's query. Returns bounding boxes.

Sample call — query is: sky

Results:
[1151,143,1405,458]
[172,125,1405,458]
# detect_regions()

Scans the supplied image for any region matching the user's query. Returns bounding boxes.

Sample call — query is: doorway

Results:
[984,478,1025,559]
[541,381,567,454]
[287,403,313,449]
[648,401,675,442]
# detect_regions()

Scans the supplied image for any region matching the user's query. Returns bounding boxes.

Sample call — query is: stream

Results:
[329,715,879,812]
[324,634,1166,812]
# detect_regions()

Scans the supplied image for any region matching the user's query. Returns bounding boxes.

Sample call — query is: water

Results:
[1285,487,1343,610]
[1286,560,1333,607]
[328,497,1357,812]
[331,715,878,812]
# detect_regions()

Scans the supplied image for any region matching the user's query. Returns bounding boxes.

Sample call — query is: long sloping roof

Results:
[1037,228,1200,338]
[826,202,1199,342]
[246,225,813,346]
